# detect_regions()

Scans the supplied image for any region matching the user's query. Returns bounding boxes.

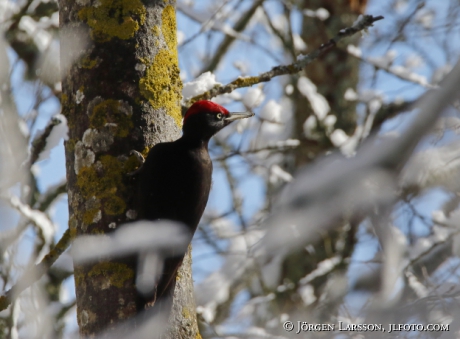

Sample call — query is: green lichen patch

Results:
[89,99,133,137]
[61,93,68,105]
[82,208,100,225]
[80,55,100,69]
[65,138,77,153]
[78,0,146,42]
[124,153,143,173]
[69,216,78,239]
[104,195,126,216]
[139,5,182,126]
[88,262,134,288]
[76,154,133,224]
[73,265,86,287]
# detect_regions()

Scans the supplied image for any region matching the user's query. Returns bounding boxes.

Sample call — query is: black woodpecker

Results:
[135,100,254,314]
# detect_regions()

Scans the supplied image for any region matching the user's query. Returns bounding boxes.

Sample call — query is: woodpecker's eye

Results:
[216,113,223,120]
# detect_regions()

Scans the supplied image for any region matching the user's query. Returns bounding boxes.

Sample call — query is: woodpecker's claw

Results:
[127,150,146,176]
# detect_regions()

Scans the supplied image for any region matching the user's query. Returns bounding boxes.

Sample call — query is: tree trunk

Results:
[59,0,199,337]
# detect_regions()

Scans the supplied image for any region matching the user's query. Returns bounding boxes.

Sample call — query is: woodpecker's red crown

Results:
[183,100,229,123]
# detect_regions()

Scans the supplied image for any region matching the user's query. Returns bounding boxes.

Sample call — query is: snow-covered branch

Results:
[184,15,384,106]
[347,45,436,89]
[213,139,300,161]
[0,229,73,312]
[27,114,68,166]
[260,58,460,258]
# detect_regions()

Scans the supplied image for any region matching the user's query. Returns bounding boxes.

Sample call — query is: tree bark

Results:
[59,0,199,337]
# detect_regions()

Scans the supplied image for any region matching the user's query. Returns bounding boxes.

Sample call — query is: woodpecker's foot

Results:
[127,150,145,176]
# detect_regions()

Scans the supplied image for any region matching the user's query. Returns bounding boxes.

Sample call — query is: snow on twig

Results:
[184,15,384,106]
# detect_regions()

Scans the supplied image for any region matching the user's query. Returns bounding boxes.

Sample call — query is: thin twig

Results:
[200,0,265,73]
[185,15,384,106]
[27,116,65,167]
[0,229,74,311]
[213,141,299,161]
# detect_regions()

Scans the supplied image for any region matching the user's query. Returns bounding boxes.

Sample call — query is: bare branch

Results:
[200,0,265,73]
[347,45,436,89]
[0,229,73,312]
[27,115,66,167]
[213,139,300,161]
[185,15,384,106]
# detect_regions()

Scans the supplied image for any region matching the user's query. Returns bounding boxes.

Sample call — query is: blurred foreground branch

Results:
[261,58,460,258]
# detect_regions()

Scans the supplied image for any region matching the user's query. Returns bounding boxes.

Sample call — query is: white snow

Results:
[9,195,56,252]
[18,119,30,137]
[415,8,435,29]
[349,46,432,88]
[368,50,397,68]
[297,76,330,120]
[404,54,424,69]
[0,1,18,22]
[344,88,358,101]
[242,87,264,108]
[211,91,242,105]
[293,34,307,52]
[347,44,362,58]
[269,164,292,183]
[368,98,382,115]
[303,115,317,138]
[271,14,288,33]
[303,8,330,21]
[316,8,330,21]
[182,72,221,100]
[352,14,365,29]
[299,256,342,285]
[389,65,430,87]
[274,139,300,147]
[176,30,185,46]
[405,270,428,298]
[177,2,250,42]
[323,115,337,130]
[195,229,265,323]
[19,16,52,52]
[260,99,282,123]
[36,114,69,162]
[298,284,317,305]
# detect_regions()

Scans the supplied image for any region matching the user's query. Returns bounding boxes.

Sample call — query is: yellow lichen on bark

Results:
[89,99,133,138]
[78,0,146,42]
[88,262,134,289]
[76,154,138,225]
[139,5,182,126]
[233,76,259,87]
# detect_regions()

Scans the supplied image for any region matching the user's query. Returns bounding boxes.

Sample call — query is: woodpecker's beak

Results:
[224,112,255,122]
